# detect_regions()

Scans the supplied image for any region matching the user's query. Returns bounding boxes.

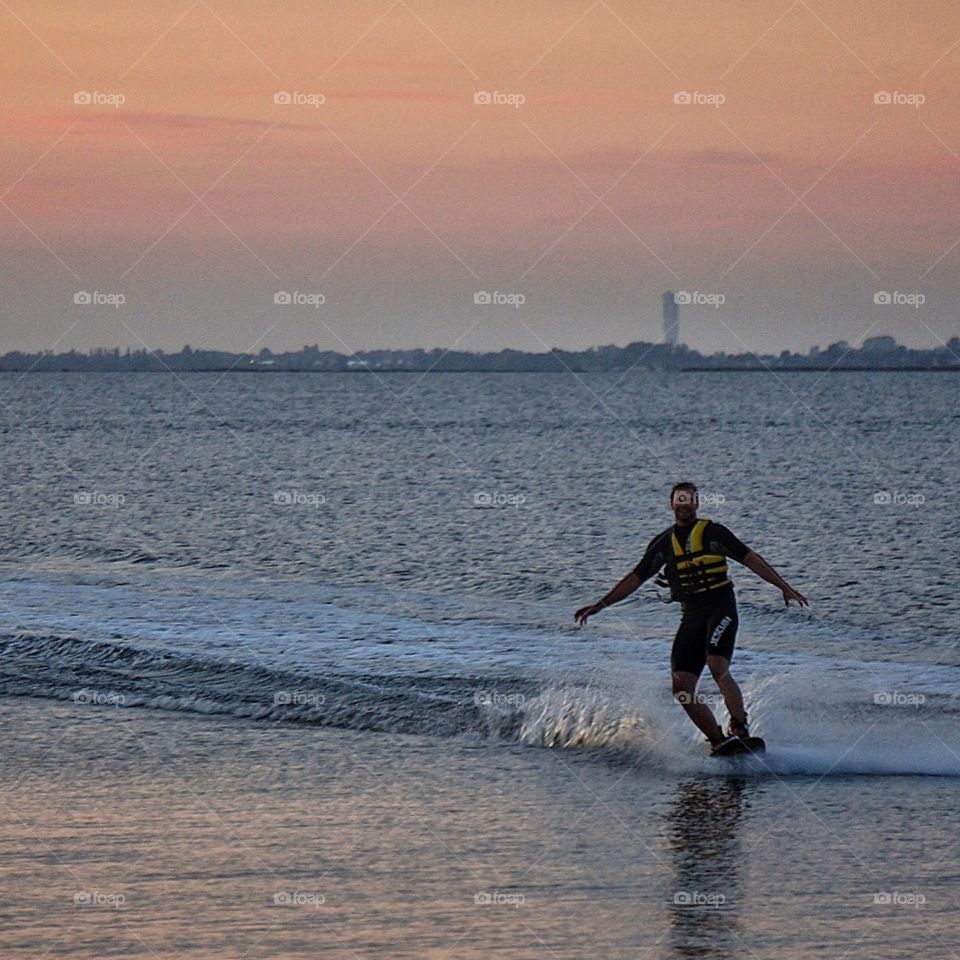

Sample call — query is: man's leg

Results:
[707,655,747,732]
[672,670,725,744]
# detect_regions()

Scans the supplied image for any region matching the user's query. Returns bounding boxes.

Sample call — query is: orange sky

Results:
[2,0,959,354]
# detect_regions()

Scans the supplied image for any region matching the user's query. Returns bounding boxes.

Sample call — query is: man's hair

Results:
[670,481,698,503]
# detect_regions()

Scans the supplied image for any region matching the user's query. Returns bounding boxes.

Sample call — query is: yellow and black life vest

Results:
[662,518,731,602]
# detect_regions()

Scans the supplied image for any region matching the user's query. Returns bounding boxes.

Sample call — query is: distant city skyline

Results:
[3,330,956,373]
[2,2,959,356]
[662,291,680,346]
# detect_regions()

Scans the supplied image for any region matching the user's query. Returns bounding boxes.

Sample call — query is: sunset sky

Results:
[2,0,959,355]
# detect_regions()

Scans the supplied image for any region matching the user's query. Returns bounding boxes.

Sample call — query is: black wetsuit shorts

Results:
[671,587,739,677]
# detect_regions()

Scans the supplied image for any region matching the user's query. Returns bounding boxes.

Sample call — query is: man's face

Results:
[672,489,698,524]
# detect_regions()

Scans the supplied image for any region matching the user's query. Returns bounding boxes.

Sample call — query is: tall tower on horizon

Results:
[662,291,679,346]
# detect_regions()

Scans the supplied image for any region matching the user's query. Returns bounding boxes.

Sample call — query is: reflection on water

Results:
[2,699,958,959]
[665,777,749,959]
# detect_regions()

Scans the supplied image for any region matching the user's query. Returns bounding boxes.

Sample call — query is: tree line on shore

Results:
[1,337,957,372]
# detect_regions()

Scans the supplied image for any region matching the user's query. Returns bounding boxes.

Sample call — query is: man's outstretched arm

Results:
[574,571,642,626]
[742,551,808,607]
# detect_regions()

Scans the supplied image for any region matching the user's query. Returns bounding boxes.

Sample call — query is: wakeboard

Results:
[712,736,766,757]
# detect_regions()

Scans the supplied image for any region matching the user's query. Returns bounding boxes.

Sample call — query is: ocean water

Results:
[0,370,957,959]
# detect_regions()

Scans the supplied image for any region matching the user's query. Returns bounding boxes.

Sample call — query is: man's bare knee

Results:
[707,656,731,683]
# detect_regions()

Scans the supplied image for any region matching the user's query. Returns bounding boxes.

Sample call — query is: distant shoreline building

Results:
[861,335,898,353]
[662,291,679,346]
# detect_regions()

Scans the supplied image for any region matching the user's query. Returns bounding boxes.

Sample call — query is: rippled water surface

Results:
[0,371,957,958]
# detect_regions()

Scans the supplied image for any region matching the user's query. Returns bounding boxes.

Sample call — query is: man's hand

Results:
[781,585,808,608]
[744,552,808,608]
[574,572,641,626]
[574,603,602,626]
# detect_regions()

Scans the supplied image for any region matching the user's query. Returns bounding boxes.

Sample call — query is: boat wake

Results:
[2,631,958,777]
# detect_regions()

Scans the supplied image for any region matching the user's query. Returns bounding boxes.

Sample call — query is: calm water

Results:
[0,371,957,958]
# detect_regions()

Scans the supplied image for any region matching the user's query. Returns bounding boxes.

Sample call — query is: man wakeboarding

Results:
[574,482,808,756]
